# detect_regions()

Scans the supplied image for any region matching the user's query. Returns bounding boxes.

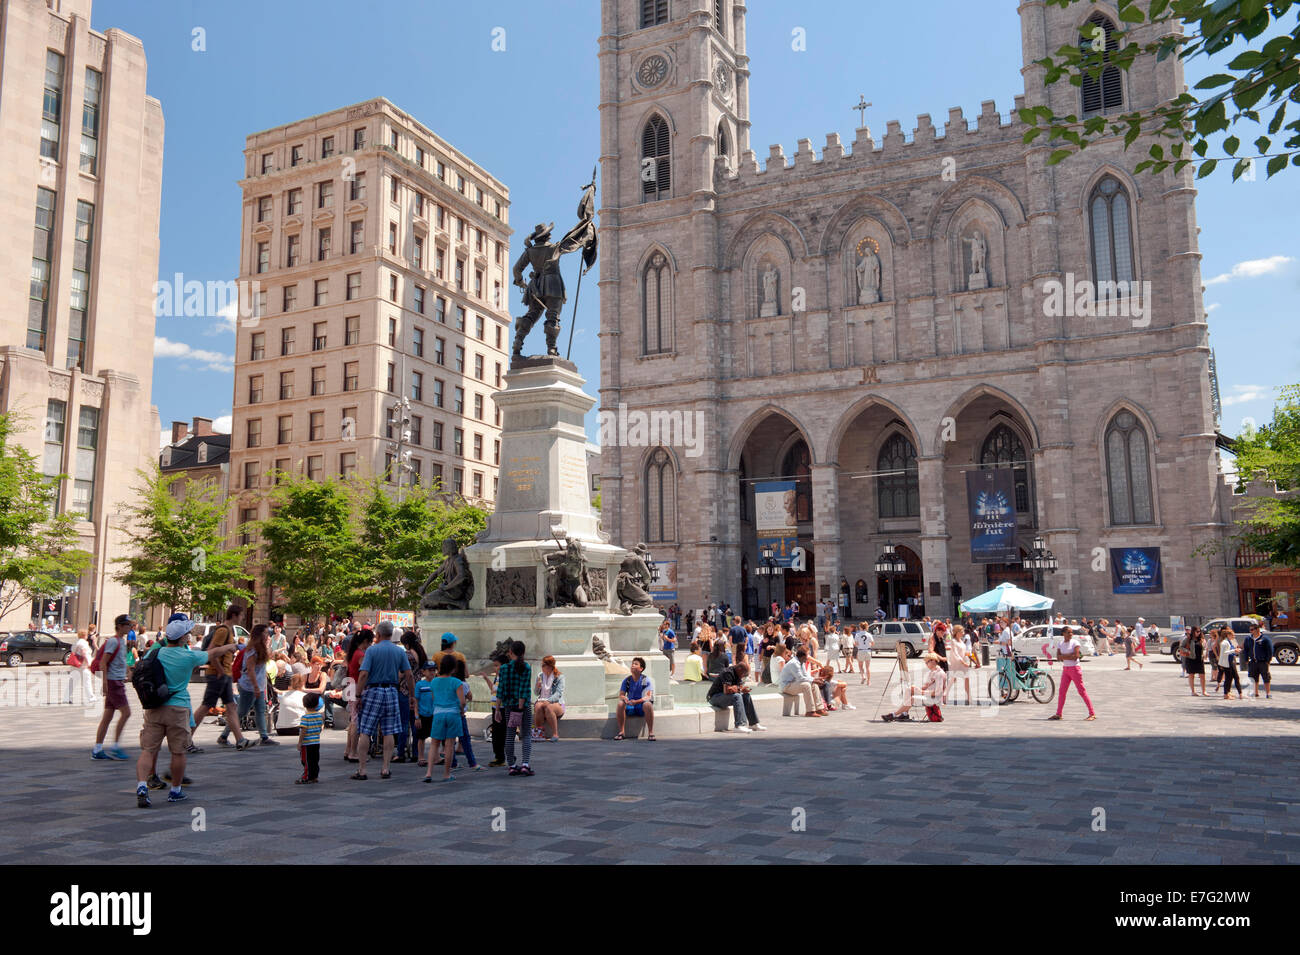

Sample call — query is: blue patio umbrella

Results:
[958,581,1053,614]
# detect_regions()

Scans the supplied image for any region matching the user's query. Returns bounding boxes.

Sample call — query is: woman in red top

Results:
[343,629,373,762]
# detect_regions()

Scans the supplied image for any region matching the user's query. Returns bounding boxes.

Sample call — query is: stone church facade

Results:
[596,0,1236,621]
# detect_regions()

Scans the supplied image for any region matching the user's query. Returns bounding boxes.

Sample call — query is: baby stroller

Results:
[238,681,279,732]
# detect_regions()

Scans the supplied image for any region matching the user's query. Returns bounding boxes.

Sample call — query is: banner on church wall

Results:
[755,480,798,568]
[649,560,677,603]
[1110,547,1164,594]
[966,469,1019,564]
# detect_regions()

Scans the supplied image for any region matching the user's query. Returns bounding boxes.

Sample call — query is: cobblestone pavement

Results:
[1,654,1297,864]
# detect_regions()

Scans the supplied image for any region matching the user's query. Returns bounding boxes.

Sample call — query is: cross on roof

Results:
[852,95,872,127]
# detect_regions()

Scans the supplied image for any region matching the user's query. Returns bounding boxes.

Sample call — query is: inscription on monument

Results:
[507,455,542,494]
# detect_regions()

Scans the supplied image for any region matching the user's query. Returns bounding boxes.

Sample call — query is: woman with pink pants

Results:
[1047,626,1096,721]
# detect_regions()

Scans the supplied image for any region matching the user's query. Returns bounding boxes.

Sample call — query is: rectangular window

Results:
[414,286,425,314]
[455,305,466,331]
[30,187,56,350]
[291,144,303,166]
[453,468,463,495]
[411,457,422,485]
[435,249,445,279]
[313,320,327,350]
[473,433,483,460]
[318,180,334,209]
[277,414,292,444]
[343,361,358,392]
[350,173,365,201]
[474,269,483,298]
[476,187,485,207]
[453,386,464,414]
[413,326,425,357]
[250,333,265,361]
[80,68,101,174]
[434,336,445,365]
[321,135,334,158]
[494,439,500,465]
[66,201,94,370]
[314,279,328,306]
[246,417,262,449]
[281,326,295,356]
[436,206,445,229]
[350,220,364,254]
[435,296,446,324]
[389,273,398,301]
[43,399,66,506]
[456,219,465,241]
[287,188,303,215]
[410,415,423,446]
[248,374,263,403]
[454,428,464,457]
[253,289,267,321]
[286,233,301,267]
[274,458,290,483]
[455,345,465,372]
[261,152,273,174]
[279,370,294,400]
[243,462,260,491]
[310,366,325,396]
[433,379,444,408]
[390,128,399,149]
[493,281,501,309]
[388,317,397,347]
[495,325,503,349]
[475,312,486,340]
[390,176,400,203]
[433,421,444,451]
[388,222,397,253]
[257,196,272,223]
[346,272,361,300]
[495,362,502,387]
[457,173,466,194]
[411,371,423,401]
[340,451,356,478]
[317,227,331,261]
[309,411,324,441]
[473,393,483,420]
[415,193,425,217]
[416,145,425,167]
[494,241,502,264]
[345,315,359,345]
[413,236,424,269]
[307,455,323,481]
[473,471,483,498]
[386,362,396,393]
[283,284,297,311]
[436,160,446,181]
[42,50,64,159]
[475,229,484,252]
[256,242,269,274]
[341,407,356,440]
[353,127,366,150]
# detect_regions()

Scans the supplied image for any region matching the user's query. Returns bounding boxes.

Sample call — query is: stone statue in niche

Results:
[418,538,474,610]
[856,246,881,304]
[545,538,591,608]
[759,264,779,317]
[963,230,988,291]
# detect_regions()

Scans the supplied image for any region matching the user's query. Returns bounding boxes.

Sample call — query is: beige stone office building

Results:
[0,0,162,630]
[597,0,1236,621]
[229,98,512,620]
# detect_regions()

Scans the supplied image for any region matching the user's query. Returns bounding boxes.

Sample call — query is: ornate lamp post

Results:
[874,542,906,620]
[756,544,783,619]
[1022,534,1059,600]
[385,396,413,501]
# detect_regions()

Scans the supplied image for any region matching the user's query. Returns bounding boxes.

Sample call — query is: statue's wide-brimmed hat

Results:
[527,222,554,243]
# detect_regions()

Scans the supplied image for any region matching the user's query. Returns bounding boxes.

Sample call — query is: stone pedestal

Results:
[419,357,669,717]
[967,270,988,291]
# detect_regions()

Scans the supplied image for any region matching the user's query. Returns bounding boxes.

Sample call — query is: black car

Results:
[0,630,75,667]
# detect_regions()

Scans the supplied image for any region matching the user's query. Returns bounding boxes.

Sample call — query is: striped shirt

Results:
[299,704,325,745]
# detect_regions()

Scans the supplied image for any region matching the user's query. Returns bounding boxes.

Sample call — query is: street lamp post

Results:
[756,545,783,619]
[874,542,906,621]
[1022,534,1059,608]
[386,396,413,501]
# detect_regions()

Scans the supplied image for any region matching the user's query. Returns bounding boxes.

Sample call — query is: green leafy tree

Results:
[1024,0,1300,180]
[357,480,488,610]
[1231,384,1300,566]
[260,474,372,624]
[0,413,91,622]
[112,465,253,618]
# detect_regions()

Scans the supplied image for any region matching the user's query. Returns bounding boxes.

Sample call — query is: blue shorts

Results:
[357,686,401,737]
[623,703,645,717]
[430,710,462,740]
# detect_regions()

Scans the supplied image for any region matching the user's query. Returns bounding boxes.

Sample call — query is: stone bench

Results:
[781,692,803,716]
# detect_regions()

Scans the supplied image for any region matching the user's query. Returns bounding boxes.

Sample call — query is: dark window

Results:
[876,433,919,519]
[641,116,671,201]
[979,424,1032,515]
[641,0,668,28]
[782,440,813,523]
[1089,175,1135,285]
[644,448,675,542]
[1080,14,1123,115]
[1105,410,1154,524]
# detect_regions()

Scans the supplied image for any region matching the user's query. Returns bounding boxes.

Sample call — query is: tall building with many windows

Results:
[0,0,163,629]
[230,98,511,620]
[598,0,1235,621]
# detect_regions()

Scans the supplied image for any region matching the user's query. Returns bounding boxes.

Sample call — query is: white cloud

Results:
[1222,384,1269,407]
[211,415,232,433]
[154,336,233,373]
[1205,303,1220,313]
[1204,255,1293,286]
[209,301,238,335]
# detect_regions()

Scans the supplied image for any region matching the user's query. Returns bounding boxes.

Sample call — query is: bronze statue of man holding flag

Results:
[511,167,598,360]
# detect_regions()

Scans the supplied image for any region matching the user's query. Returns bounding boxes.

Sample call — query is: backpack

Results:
[231,646,246,682]
[68,647,84,669]
[131,645,173,709]
[89,637,119,674]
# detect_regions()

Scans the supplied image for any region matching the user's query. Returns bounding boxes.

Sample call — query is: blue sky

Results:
[93,0,1297,455]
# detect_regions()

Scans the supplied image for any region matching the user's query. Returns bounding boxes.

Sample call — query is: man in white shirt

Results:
[853,627,874,684]
[1048,627,1095,720]
[778,649,825,716]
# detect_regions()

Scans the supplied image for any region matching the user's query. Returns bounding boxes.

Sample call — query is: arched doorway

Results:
[984,547,1033,592]
[877,544,923,617]
[785,546,815,610]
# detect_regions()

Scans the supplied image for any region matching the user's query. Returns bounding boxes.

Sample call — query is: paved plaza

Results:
[1,654,1297,865]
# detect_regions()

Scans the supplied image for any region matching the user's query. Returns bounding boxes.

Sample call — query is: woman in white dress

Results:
[945,624,973,704]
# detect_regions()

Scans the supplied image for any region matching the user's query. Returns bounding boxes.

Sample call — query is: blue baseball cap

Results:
[167,612,190,623]
[441,632,458,644]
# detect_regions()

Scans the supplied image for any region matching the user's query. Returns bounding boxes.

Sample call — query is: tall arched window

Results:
[738,458,749,521]
[1089,175,1135,284]
[642,252,670,354]
[980,424,1031,514]
[714,0,727,38]
[1080,14,1123,115]
[641,0,668,29]
[642,115,671,201]
[716,121,729,160]
[782,440,813,523]
[1105,410,1154,524]
[644,448,676,542]
[876,433,919,519]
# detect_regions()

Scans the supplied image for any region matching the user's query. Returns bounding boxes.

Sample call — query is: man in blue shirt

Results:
[134,617,237,808]
[614,657,655,740]
[353,620,413,780]
[1244,624,1273,699]
[659,619,677,679]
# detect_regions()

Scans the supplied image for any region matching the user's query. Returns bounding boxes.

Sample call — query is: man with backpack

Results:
[1243,624,1273,700]
[90,614,135,761]
[191,604,251,750]
[133,616,238,808]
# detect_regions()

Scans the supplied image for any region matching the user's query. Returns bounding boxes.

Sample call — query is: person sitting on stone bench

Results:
[707,660,767,733]
[882,652,946,723]
[613,657,655,741]
[779,648,826,717]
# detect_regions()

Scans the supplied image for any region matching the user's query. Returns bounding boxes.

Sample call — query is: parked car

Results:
[868,620,934,658]
[1013,624,1096,659]
[0,630,75,667]
[1172,619,1299,666]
